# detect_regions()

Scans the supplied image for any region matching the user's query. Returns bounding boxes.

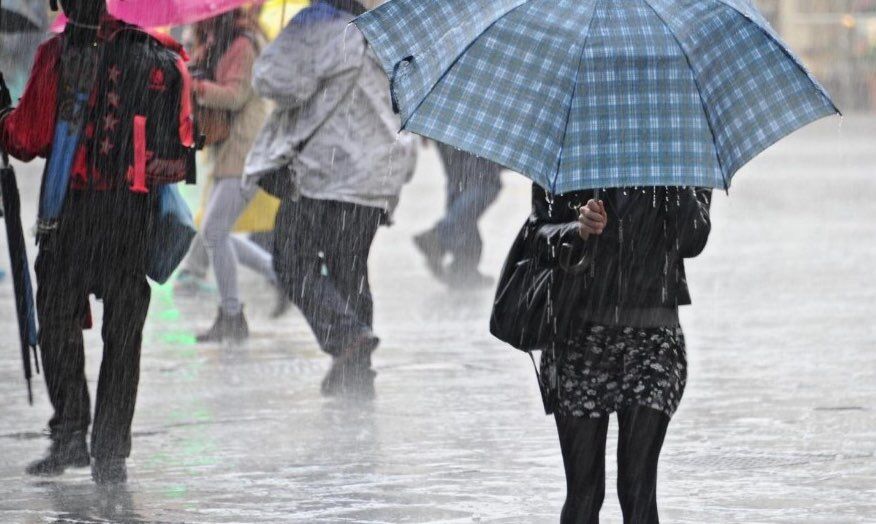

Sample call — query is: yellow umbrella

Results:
[259,0,308,39]
[194,177,281,233]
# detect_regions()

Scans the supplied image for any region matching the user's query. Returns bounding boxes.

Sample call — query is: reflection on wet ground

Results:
[37,482,148,524]
[1,118,875,522]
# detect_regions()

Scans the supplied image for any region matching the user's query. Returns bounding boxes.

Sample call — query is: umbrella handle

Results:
[0,73,11,110]
[0,73,11,168]
[590,189,600,278]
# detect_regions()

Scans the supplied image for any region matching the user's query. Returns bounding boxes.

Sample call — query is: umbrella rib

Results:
[640,0,729,190]
[550,0,601,195]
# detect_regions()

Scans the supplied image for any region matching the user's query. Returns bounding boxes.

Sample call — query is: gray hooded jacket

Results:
[243,2,417,213]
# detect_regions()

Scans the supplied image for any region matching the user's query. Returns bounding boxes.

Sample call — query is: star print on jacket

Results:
[108,65,121,83]
[100,136,114,155]
[103,113,119,132]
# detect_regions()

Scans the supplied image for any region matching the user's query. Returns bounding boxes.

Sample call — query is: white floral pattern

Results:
[540,325,687,419]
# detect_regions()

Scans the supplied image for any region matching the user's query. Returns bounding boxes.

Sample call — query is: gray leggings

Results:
[184,178,275,314]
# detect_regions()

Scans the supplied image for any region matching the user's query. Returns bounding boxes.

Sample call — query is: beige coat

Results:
[196,36,268,179]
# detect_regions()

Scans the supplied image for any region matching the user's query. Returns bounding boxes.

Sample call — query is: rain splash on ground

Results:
[0,116,874,522]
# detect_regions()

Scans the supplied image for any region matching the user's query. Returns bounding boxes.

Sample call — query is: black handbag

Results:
[257,163,296,200]
[490,220,592,352]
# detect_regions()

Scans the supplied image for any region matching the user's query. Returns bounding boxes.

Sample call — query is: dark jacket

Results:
[529,184,712,328]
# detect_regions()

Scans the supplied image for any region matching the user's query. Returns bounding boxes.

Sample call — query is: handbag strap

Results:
[295,41,367,156]
[528,351,541,382]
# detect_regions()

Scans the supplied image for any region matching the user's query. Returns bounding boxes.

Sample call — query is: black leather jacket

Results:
[529,184,712,327]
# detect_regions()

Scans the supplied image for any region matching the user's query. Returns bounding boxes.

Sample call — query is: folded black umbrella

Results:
[0,70,39,403]
[1,159,39,404]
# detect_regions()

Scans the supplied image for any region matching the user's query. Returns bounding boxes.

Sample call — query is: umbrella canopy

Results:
[111,0,251,27]
[52,0,307,33]
[0,0,46,32]
[51,0,255,29]
[355,0,839,193]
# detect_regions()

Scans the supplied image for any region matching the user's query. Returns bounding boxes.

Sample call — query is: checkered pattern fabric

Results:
[355,0,838,193]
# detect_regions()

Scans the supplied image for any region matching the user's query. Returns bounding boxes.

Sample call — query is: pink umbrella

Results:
[110,0,254,27]
[53,0,262,30]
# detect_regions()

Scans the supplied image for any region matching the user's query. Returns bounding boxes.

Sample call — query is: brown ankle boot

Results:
[196,307,249,343]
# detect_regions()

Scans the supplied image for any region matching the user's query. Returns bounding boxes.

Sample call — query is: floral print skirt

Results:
[539,324,687,419]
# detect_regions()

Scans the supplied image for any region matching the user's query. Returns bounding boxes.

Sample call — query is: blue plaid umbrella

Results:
[355,0,839,193]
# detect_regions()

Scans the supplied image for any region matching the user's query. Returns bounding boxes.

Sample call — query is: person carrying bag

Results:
[491,183,712,523]
[181,8,277,343]
[243,0,417,397]
[0,0,196,484]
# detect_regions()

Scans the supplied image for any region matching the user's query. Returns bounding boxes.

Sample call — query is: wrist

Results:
[193,80,207,98]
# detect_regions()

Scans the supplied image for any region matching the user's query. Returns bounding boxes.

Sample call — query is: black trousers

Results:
[555,407,670,524]
[35,191,155,459]
[273,196,383,356]
[433,143,502,272]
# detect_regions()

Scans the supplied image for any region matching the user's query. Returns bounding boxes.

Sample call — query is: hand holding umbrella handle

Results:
[0,73,11,110]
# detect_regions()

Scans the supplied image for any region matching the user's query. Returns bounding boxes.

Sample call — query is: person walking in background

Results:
[501,185,711,522]
[245,0,416,397]
[183,8,274,343]
[414,143,501,288]
[0,0,194,483]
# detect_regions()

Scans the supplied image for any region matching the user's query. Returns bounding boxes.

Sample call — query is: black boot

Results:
[413,230,446,279]
[25,433,91,477]
[92,457,127,485]
[196,307,249,343]
[270,286,292,319]
[321,334,379,398]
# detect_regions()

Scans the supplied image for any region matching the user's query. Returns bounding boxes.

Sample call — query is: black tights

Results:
[555,407,670,524]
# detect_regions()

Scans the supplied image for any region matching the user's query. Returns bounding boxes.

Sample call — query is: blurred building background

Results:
[758,0,876,111]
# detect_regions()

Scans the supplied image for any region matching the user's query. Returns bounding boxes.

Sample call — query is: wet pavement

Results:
[1,116,874,523]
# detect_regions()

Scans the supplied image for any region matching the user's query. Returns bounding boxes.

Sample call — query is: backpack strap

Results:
[174,57,195,149]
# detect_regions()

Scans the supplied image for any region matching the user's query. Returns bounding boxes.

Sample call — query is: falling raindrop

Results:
[343,23,355,64]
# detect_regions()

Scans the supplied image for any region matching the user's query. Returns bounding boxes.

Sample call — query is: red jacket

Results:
[0,36,59,161]
[0,18,193,189]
